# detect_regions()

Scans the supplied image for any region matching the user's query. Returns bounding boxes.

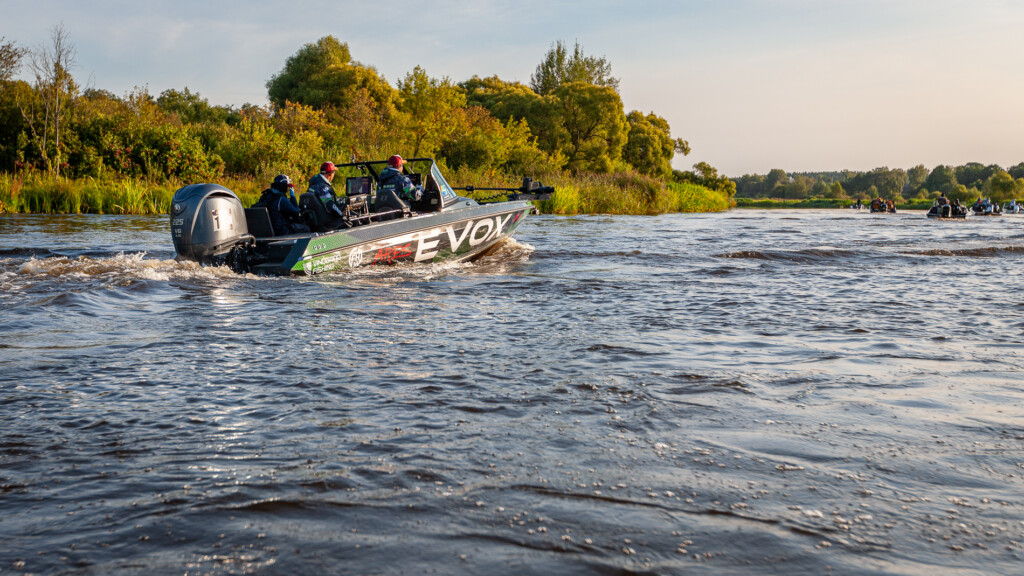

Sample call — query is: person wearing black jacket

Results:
[254,174,310,235]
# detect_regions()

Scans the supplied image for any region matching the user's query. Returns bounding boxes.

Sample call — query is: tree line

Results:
[0,29,734,201]
[733,163,1024,204]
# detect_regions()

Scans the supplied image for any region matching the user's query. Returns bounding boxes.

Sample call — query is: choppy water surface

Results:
[2,210,1023,575]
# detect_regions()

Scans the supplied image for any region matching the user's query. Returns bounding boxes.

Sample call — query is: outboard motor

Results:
[170,184,251,264]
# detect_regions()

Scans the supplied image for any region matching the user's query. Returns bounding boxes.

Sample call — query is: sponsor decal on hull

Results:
[372,242,414,265]
[300,210,525,275]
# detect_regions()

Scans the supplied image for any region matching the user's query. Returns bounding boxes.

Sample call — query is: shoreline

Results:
[0,173,732,217]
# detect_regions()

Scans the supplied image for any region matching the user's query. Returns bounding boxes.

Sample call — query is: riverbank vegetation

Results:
[733,197,933,210]
[0,30,733,215]
[733,163,1024,207]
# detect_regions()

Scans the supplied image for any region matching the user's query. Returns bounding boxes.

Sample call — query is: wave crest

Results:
[5,252,240,284]
[715,248,860,263]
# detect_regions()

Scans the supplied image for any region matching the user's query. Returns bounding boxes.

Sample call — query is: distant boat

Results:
[926,202,967,219]
[869,199,896,213]
[970,203,1002,216]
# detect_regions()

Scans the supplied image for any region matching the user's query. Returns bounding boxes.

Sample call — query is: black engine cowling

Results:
[170,184,250,264]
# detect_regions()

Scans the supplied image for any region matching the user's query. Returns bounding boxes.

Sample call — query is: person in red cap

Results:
[306,161,345,221]
[372,155,422,216]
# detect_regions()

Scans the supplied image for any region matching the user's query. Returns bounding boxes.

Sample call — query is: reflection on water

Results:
[1,210,1023,574]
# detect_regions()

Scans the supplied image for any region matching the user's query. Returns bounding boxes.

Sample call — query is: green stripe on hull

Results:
[291,207,529,275]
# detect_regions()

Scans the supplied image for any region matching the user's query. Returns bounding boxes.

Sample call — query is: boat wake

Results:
[1,252,244,288]
[472,237,535,266]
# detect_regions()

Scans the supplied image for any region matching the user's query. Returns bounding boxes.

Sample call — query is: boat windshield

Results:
[327,158,461,209]
[430,163,458,205]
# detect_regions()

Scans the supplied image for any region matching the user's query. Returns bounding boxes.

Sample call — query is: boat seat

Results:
[299,192,345,232]
[244,207,275,238]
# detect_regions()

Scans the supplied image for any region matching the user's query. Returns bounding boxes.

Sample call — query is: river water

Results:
[1,209,1023,575]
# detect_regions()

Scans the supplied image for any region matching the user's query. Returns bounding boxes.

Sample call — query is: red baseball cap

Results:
[320,161,336,173]
[387,155,404,168]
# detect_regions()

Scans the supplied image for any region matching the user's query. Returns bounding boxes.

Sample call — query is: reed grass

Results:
[536,172,730,215]
[0,173,262,215]
[1,169,730,216]
[451,167,731,215]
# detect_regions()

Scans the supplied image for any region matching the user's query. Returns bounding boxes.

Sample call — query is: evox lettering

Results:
[413,213,518,262]
[469,218,493,247]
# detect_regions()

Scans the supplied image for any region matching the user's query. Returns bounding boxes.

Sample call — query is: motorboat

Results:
[970,200,1002,216]
[170,158,552,275]
[926,201,968,219]
[869,199,896,213]
[1001,201,1021,214]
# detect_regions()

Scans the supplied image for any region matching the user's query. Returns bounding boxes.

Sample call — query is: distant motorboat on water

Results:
[926,201,968,219]
[970,198,1002,216]
[868,198,896,213]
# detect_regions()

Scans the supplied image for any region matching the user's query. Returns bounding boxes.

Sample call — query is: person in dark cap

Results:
[254,174,309,235]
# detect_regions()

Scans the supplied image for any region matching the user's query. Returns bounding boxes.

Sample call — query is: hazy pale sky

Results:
[4,0,1023,176]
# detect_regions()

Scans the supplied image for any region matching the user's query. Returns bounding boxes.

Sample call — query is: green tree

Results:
[1008,162,1024,180]
[461,75,537,120]
[622,111,689,177]
[266,36,396,112]
[0,38,29,170]
[955,162,1000,190]
[553,81,626,173]
[732,174,766,198]
[765,169,788,197]
[68,85,224,181]
[530,40,619,95]
[925,165,957,195]
[396,66,466,158]
[948,183,971,203]
[675,162,736,198]
[906,164,928,195]
[333,87,401,161]
[157,88,232,125]
[460,75,567,160]
[826,181,846,199]
[437,106,561,175]
[216,109,323,181]
[986,171,1020,203]
[870,167,908,200]
[784,174,810,199]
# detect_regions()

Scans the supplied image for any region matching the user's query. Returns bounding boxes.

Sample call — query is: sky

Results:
[3,0,1024,176]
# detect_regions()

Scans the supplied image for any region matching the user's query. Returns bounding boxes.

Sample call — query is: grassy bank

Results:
[538,173,730,215]
[734,197,853,209]
[0,173,266,215]
[448,168,731,215]
[1,171,731,216]
[734,197,934,210]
